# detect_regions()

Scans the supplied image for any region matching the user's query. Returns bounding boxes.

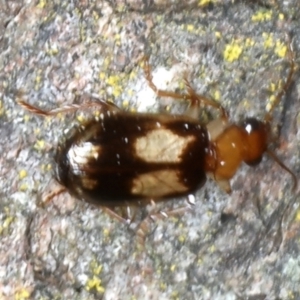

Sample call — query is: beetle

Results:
[17,43,297,215]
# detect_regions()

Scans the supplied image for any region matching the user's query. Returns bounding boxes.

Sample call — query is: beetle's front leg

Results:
[142,57,228,120]
[142,57,188,100]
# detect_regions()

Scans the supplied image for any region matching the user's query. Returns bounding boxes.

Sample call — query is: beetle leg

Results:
[142,57,188,100]
[100,205,142,226]
[206,118,229,142]
[206,172,232,194]
[183,75,228,120]
[39,185,66,208]
[215,179,232,194]
[136,200,190,250]
[101,207,131,224]
[142,57,228,120]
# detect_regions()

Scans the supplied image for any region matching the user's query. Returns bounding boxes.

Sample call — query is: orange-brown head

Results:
[241,118,269,166]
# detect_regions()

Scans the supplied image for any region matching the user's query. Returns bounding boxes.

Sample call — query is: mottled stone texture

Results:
[1,0,300,299]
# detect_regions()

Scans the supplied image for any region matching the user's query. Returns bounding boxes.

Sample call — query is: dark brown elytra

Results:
[17,41,297,224]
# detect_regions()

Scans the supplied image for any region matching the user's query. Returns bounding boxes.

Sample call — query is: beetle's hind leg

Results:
[38,184,67,208]
[101,206,139,225]
[136,200,191,251]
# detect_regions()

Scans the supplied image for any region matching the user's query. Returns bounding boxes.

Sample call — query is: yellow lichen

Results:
[213,90,221,101]
[41,164,52,172]
[102,228,110,237]
[34,139,45,151]
[104,57,111,67]
[19,183,28,191]
[263,33,274,48]
[0,99,4,116]
[295,209,300,222]
[106,75,119,86]
[178,235,186,243]
[171,291,179,300]
[46,45,59,56]
[99,72,106,80]
[34,128,41,135]
[112,87,122,98]
[37,0,47,9]
[209,245,216,253]
[160,282,167,291]
[91,262,103,276]
[86,276,105,294]
[198,0,213,7]
[106,75,124,98]
[15,288,31,300]
[245,38,255,47]
[114,33,121,41]
[186,24,195,32]
[170,264,176,272]
[86,262,105,294]
[223,42,243,62]
[122,100,129,108]
[275,40,287,58]
[197,257,203,265]
[178,80,186,91]
[19,170,27,179]
[127,89,134,97]
[0,216,14,235]
[76,114,85,123]
[23,115,30,122]
[252,10,272,22]
[93,10,100,21]
[268,82,277,93]
[215,31,222,39]
[266,94,276,112]
[34,74,42,90]
[129,70,137,80]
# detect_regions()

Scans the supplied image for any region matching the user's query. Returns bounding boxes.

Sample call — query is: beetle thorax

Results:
[204,117,269,191]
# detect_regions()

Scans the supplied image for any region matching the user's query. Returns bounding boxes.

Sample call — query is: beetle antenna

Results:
[266,149,298,191]
[17,98,118,117]
[17,100,83,116]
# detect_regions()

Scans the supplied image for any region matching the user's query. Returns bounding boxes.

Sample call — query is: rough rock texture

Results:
[1,0,300,299]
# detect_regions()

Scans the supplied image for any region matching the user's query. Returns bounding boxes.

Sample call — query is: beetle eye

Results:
[241,118,268,166]
[242,118,264,133]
